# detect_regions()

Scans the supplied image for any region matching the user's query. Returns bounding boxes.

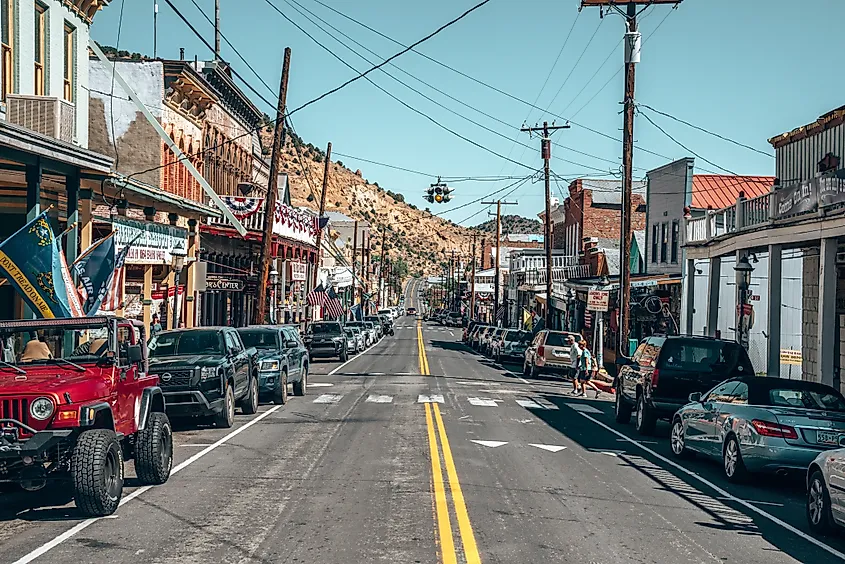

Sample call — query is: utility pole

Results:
[377,229,386,308]
[214,0,221,59]
[469,233,477,321]
[254,47,290,325]
[579,0,680,355]
[481,199,517,326]
[352,220,358,307]
[153,2,159,59]
[311,141,332,293]
[521,121,568,330]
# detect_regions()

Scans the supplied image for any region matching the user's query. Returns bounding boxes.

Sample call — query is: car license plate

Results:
[817,431,843,445]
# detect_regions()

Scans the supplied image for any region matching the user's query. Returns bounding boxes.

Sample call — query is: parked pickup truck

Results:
[0,317,172,516]
[148,327,259,428]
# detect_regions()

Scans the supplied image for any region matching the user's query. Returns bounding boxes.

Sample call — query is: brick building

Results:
[543,178,646,260]
[480,233,543,270]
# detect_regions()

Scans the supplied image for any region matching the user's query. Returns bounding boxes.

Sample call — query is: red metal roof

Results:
[691,175,775,210]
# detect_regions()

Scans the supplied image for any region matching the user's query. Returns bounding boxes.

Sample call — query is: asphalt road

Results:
[2,278,845,563]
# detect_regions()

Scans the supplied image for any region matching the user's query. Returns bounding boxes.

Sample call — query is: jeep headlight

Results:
[260,359,279,371]
[30,397,54,421]
[201,366,219,381]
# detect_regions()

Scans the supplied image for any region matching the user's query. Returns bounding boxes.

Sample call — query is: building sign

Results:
[774,175,845,219]
[206,277,245,292]
[113,217,188,266]
[587,289,609,312]
[780,348,802,366]
[289,262,307,282]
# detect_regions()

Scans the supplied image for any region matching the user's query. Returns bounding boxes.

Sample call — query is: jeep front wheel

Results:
[71,429,124,517]
[215,383,235,428]
[135,412,173,485]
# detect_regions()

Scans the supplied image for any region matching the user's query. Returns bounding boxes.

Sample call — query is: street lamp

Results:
[269,267,279,324]
[170,242,187,329]
[734,255,755,350]
[565,288,576,332]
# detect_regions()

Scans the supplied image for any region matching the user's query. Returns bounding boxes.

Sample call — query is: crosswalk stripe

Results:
[313,394,343,404]
[515,398,558,410]
[366,395,393,403]
[467,397,498,407]
[418,394,445,403]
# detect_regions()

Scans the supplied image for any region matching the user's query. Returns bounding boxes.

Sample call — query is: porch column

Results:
[79,189,93,254]
[685,258,696,335]
[819,237,837,388]
[23,162,42,319]
[143,265,153,334]
[706,256,721,337]
[767,244,783,377]
[185,219,198,328]
[66,174,80,266]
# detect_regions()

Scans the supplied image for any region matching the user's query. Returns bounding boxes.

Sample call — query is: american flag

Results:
[99,241,132,313]
[307,283,343,319]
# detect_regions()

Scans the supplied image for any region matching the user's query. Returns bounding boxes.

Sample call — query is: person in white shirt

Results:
[567,335,581,394]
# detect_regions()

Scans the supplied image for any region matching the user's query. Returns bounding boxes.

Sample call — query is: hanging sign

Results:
[587,290,609,312]
[289,262,307,282]
[112,217,188,266]
[206,277,245,292]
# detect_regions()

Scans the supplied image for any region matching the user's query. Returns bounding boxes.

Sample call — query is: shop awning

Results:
[535,293,547,305]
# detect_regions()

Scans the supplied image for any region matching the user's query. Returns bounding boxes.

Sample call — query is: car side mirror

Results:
[286,340,298,349]
[688,392,702,403]
[127,345,142,364]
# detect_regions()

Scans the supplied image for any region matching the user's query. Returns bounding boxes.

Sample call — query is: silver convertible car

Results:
[670,376,845,481]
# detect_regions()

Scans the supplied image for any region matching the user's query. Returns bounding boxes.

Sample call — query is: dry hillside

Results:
[272,133,475,275]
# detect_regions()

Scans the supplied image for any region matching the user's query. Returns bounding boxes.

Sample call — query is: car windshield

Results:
[761,384,845,412]
[237,329,279,350]
[657,339,754,373]
[0,323,133,367]
[312,323,342,335]
[364,322,375,329]
[545,332,579,347]
[149,330,222,357]
[506,330,531,343]
[346,322,365,328]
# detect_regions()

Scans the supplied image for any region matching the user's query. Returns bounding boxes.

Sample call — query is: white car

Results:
[378,308,395,321]
[807,441,845,534]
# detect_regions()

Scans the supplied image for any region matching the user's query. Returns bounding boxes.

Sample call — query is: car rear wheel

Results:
[293,365,307,396]
[670,418,692,459]
[215,383,235,428]
[135,412,173,485]
[614,387,632,424]
[72,429,124,517]
[274,370,289,405]
[723,435,748,482]
[239,374,259,415]
[808,470,837,535]
[635,394,657,435]
[340,348,348,362]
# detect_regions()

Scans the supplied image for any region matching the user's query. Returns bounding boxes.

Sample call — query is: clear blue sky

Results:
[91,0,845,225]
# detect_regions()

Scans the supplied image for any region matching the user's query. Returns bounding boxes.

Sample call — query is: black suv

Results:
[305,321,348,361]
[148,328,259,428]
[615,335,754,435]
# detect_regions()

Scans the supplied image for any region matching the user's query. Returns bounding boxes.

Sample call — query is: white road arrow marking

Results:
[366,395,393,403]
[565,403,603,414]
[471,440,508,448]
[418,394,445,403]
[467,397,498,407]
[528,444,567,453]
[313,394,344,404]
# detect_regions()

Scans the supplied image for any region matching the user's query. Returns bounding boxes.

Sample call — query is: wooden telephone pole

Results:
[469,232,477,321]
[481,199,517,326]
[521,121,568,330]
[377,229,386,308]
[254,47,290,325]
[352,220,358,307]
[580,0,681,355]
[311,141,332,293]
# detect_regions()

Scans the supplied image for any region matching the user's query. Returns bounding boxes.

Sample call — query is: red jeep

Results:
[0,317,172,516]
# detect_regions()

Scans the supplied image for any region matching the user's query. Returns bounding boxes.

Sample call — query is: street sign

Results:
[288,262,307,282]
[780,349,802,366]
[587,290,609,312]
[206,277,245,292]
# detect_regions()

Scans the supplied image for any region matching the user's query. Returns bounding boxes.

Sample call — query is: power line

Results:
[288,0,494,116]
[637,103,775,159]
[558,36,622,117]
[545,17,604,112]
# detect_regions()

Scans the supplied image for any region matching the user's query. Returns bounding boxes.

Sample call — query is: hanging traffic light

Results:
[424,186,436,203]
[427,177,452,204]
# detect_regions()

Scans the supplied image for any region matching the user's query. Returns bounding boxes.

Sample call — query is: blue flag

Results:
[0,212,84,318]
[73,232,117,315]
[350,303,363,321]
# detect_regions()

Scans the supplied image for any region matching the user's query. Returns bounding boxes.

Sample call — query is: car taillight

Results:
[651,369,660,388]
[538,346,545,357]
[751,419,799,440]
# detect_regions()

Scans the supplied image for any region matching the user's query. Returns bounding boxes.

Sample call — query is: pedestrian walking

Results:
[576,340,602,398]
[567,335,581,394]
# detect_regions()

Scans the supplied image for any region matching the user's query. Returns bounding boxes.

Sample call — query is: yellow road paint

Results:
[425,403,457,564]
[433,403,482,564]
[417,320,430,375]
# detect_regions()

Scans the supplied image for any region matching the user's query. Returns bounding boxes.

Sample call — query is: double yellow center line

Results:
[418,320,481,564]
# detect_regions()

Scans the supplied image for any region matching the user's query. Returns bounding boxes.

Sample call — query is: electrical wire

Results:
[545,17,604,112]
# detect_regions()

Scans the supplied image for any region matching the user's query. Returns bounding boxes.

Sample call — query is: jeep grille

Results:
[0,398,30,428]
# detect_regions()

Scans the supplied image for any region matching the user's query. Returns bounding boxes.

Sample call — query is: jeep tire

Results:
[135,412,173,485]
[274,370,288,405]
[215,383,235,428]
[72,429,124,517]
[293,365,307,397]
[239,374,259,415]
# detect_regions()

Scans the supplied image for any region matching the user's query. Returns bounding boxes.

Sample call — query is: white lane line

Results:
[417,394,445,403]
[470,440,508,448]
[565,403,603,414]
[578,412,845,561]
[528,444,567,453]
[467,397,498,407]
[12,404,284,564]
[313,394,344,404]
[717,496,784,508]
[366,395,393,404]
[308,382,334,388]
